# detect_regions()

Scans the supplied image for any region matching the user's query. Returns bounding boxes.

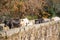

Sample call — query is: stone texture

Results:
[0,21,60,40]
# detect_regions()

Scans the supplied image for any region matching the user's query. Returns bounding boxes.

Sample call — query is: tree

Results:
[0,0,57,19]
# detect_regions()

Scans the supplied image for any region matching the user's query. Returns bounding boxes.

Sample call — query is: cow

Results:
[3,18,20,29]
[20,18,33,26]
[51,16,60,21]
[12,18,20,28]
[3,19,13,29]
[35,18,44,24]
[43,18,51,22]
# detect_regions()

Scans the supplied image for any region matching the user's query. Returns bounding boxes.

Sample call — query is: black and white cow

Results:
[35,18,44,24]
[3,18,20,29]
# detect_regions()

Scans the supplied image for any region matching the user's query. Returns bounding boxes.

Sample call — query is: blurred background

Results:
[0,0,60,19]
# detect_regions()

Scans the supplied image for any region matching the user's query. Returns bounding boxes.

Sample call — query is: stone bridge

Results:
[0,21,60,40]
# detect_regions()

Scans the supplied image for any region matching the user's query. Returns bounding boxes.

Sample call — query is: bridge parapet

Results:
[0,21,60,40]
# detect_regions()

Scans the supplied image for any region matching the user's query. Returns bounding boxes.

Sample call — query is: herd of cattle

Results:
[0,16,60,31]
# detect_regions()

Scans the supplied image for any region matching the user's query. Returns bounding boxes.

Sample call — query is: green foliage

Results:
[0,0,58,19]
[26,15,38,20]
[48,7,56,18]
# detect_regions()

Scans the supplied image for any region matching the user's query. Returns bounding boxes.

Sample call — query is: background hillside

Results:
[0,0,60,19]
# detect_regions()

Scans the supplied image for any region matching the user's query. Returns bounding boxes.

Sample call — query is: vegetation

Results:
[0,0,59,19]
[26,15,38,20]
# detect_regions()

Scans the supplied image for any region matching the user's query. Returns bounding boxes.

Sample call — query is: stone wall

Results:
[0,21,60,40]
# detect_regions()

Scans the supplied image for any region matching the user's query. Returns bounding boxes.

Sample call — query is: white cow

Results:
[20,18,33,27]
[43,18,50,22]
[52,16,60,21]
